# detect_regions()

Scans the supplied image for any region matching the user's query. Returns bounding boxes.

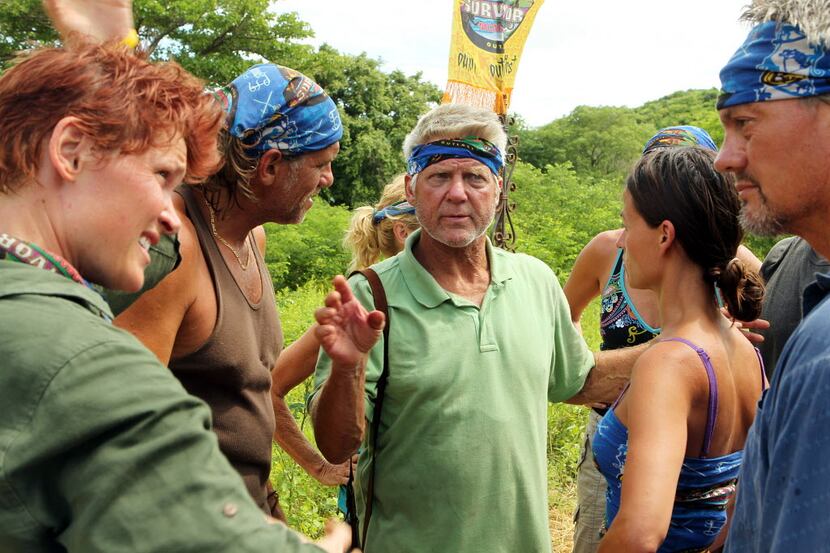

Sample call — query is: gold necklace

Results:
[204,197,250,270]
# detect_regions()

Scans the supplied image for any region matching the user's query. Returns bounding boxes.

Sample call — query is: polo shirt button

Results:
[223,502,239,517]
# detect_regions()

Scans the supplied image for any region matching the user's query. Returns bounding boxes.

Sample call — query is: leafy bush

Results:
[518,105,653,176]
[270,280,339,537]
[511,161,623,277]
[265,202,353,291]
[634,89,725,146]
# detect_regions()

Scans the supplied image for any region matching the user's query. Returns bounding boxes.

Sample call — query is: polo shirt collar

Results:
[398,229,514,309]
[803,272,830,316]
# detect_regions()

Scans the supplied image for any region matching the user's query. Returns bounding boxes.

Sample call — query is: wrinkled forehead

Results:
[419,157,492,174]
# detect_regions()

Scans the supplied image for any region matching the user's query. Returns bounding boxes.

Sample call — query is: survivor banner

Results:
[442,0,545,114]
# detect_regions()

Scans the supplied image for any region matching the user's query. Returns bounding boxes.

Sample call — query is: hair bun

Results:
[716,257,765,322]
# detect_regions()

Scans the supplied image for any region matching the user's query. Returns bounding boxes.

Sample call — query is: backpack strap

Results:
[351,268,390,548]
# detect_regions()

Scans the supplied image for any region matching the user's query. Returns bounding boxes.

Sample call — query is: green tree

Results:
[517,105,653,177]
[0,1,441,207]
[263,201,353,291]
[634,88,724,146]
[0,0,311,84]
[511,161,623,276]
[295,46,441,207]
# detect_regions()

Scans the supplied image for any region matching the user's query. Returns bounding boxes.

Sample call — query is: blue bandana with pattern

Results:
[642,125,718,154]
[372,200,416,224]
[718,21,830,109]
[407,137,504,177]
[213,63,343,155]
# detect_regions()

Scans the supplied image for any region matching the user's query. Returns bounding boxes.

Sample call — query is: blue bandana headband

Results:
[642,126,718,154]
[372,201,416,224]
[213,63,343,155]
[407,137,504,177]
[718,21,830,109]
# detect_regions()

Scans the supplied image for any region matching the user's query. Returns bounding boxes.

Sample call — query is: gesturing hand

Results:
[315,520,359,553]
[721,307,770,344]
[315,275,385,369]
[43,0,135,45]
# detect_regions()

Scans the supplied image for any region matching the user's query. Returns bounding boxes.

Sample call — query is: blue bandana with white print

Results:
[642,125,718,154]
[213,63,343,155]
[407,137,504,177]
[718,21,830,109]
[372,200,416,224]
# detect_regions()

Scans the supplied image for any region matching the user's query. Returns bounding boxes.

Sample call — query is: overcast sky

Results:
[274,1,754,127]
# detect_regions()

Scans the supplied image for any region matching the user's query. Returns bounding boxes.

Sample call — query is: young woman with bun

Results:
[594,146,766,553]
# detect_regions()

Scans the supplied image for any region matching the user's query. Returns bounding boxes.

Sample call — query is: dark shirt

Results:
[98,233,180,316]
[758,236,830,376]
[725,272,830,552]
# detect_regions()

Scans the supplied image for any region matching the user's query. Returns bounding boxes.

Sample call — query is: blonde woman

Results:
[271,175,418,485]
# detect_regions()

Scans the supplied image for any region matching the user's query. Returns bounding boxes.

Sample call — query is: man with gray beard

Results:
[111,63,347,519]
[713,0,830,550]
[308,103,642,553]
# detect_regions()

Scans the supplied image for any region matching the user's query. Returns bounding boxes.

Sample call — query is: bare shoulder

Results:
[253,225,267,256]
[167,194,202,296]
[616,340,703,422]
[570,229,622,279]
[112,197,203,362]
[591,229,624,254]
[630,340,707,389]
[579,229,622,263]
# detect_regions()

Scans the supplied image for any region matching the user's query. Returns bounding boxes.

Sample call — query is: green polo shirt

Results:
[0,261,322,553]
[313,230,594,553]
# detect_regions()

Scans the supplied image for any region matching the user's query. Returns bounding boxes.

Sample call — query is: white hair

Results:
[404,104,506,193]
[402,104,507,159]
[742,0,830,45]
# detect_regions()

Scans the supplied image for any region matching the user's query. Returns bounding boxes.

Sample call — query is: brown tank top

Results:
[171,187,282,512]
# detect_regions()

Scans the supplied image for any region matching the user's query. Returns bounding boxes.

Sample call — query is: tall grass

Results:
[270,280,340,537]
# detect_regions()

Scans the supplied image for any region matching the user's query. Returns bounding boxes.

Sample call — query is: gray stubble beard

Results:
[738,199,786,237]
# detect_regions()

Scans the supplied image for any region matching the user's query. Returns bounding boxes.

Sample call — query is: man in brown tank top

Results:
[111,63,348,519]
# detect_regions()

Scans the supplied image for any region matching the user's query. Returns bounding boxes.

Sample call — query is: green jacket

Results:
[0,261,322,553]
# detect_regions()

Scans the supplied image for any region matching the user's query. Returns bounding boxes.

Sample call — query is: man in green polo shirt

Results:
[309,104,637,553]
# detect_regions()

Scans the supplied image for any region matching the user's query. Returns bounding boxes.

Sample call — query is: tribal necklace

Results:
[0,232,90,286]
[203,195,251,270]
[0,232,112,322]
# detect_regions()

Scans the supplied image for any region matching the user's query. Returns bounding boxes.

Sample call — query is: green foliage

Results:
[271,281,337,538]
[0,0,58,65]
[136,0,313,86]
[264,201,353,291]
[0,0,312,82]
[742,233,781,261]
[547,403,588,493]
[517,89,729,180]
[517,105,654,176]
[0,2,440,208]
[294,46,441,207]
[633,88,724,146]
[511,161,623,277]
